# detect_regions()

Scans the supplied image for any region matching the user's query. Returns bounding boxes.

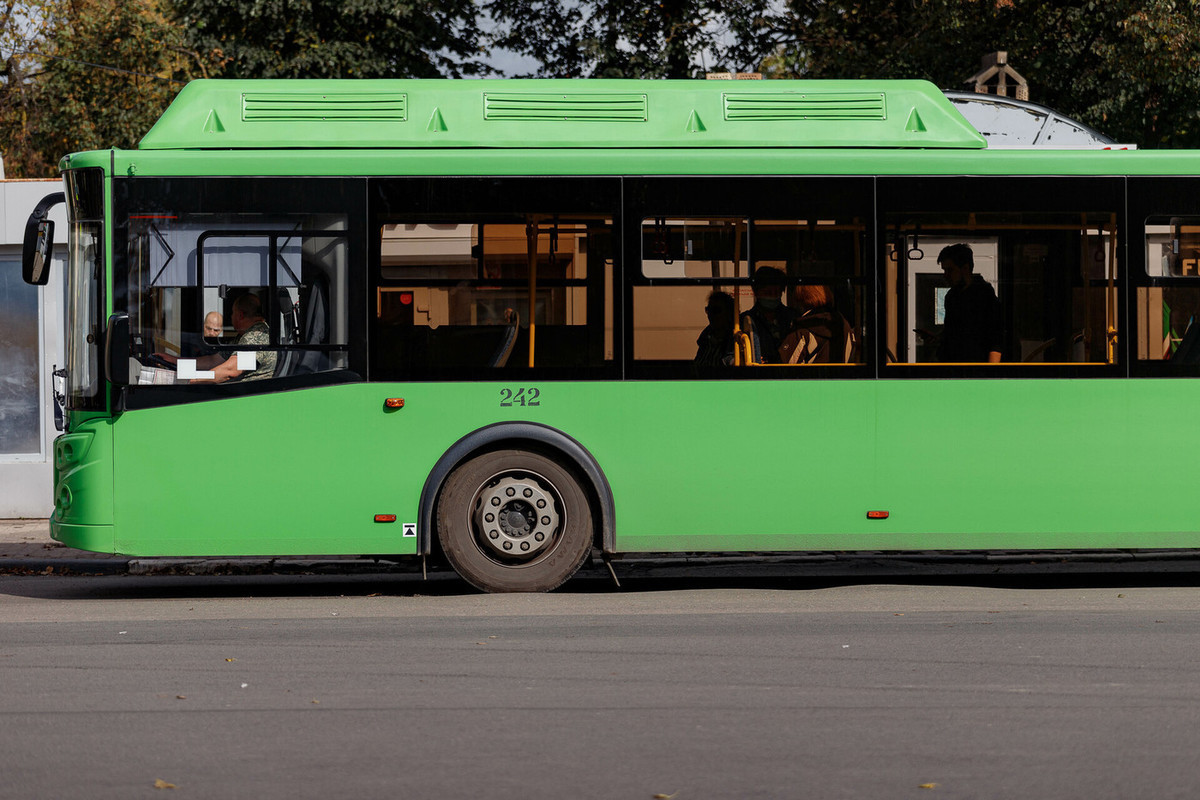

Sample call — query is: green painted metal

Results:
[49,377,1200,556]
[71,145,1200,181]
[136,78,986,150]
[50,417,114,548]
[42,78,1200,564]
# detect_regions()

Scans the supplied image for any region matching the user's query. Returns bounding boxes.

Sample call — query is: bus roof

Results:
[137,78,988,151]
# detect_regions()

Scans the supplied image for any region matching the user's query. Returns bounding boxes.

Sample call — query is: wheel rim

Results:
[471,469,563,564]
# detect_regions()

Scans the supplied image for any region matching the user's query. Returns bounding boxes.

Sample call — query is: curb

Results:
[3,550,1200,580]
[0,558,131,576]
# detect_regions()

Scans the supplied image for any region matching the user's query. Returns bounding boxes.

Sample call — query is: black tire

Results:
[436,449,593,593]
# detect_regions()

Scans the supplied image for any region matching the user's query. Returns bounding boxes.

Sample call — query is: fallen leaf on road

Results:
[225,658,236,662]
[153,779,176,789]
[918,783,938,790]
[652,793,678,799]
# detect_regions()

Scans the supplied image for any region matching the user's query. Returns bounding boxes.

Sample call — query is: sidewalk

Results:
[0,519,130,574]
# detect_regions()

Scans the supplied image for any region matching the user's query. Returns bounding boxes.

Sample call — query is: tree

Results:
[486,0,786,78]
[0,0,214,177]
[763,0,1200,148]
[38,0,213,161]
[0,1,60,176]
[167,0,489,79]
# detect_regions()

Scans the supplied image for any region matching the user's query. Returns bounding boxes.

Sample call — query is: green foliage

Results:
[167,0,488,79]
[0,0,211,177]
[486,0,782,78]
[4,0,1200,170]
[765,0,1200,148]
[39,1,204,158]
[0,0,61,176]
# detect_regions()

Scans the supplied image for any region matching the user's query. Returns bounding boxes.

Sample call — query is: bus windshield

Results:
[64,169,104,412]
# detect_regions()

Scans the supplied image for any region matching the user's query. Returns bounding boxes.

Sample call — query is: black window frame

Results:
[112,176,368,410]
[368,176,622,382]
[624,176,876,380]
[1128,176,1200,377]
[877,175,1128,379]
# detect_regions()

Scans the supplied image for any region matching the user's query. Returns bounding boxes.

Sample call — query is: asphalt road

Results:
[3,572,1200,800]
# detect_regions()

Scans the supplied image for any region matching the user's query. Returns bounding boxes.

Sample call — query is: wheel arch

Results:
[418,422,615,556]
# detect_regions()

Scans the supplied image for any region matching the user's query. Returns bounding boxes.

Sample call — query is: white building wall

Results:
[0,179,68,518]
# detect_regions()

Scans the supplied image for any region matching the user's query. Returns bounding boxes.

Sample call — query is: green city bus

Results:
[22,78,1200,591]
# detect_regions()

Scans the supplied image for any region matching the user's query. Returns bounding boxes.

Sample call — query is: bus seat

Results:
[295,275,331,374]
[737,313,760,364]
[273,288,300,377]
[1173,321,1200,364]
[488,308,520,368]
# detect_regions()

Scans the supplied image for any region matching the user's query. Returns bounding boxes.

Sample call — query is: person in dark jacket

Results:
[936,243,1002,363]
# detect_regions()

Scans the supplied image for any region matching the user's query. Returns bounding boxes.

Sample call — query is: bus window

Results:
[1138,217,1200,363]
[885,211,1119,365]
[635,217,748,362]
[374,216,611,377]
[122,212,351,385]
[634,216,865,366]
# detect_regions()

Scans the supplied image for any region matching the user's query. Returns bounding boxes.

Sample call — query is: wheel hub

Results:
[475,475,560,559]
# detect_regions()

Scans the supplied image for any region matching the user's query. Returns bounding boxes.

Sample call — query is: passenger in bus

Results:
[202,310,223,340]
[191,310,227,359]
[936,244,1003,363]
[694,290,736,367]
[158,294,277,382]
[154,309,225,365]
[199,293,276,382]
[740,266,796,364]
[778,284,854,364]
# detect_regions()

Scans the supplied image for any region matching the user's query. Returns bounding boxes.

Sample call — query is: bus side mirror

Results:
[105,313,131,386]
[22,192,65,285]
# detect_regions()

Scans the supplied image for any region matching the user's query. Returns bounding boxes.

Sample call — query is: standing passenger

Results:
[937,244,1002,363]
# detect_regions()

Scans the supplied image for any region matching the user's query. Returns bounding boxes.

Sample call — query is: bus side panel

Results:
[111,384,433,557]
[871,378,1200,549]
[604,380,880,552]
[109,376,1197,557]
[109,381,629,557]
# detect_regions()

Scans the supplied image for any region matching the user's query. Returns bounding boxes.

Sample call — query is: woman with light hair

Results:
[778,284,854,364]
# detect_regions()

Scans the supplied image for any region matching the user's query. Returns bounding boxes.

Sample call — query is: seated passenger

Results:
[694,290,736,367]
[157,294,277,382]
[740,266,797,364]
[192,310,226,358]
[203,310,223,341]
[778,284,853,364]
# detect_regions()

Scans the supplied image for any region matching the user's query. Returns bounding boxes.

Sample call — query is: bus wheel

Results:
[437,449,593,593]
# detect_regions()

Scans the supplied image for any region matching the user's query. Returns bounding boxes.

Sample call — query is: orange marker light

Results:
[866,511,890,520]
[384,398,405,409]
[374,514,397,523]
